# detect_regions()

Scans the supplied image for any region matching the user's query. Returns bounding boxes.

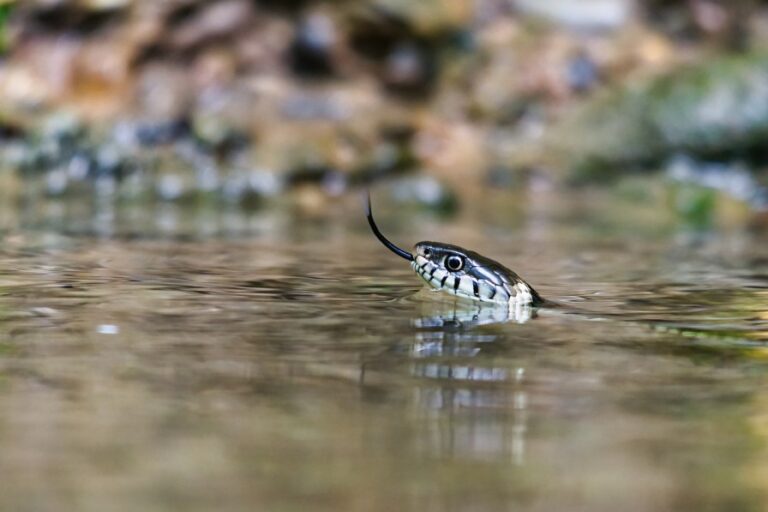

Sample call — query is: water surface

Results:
[0,189,766,512]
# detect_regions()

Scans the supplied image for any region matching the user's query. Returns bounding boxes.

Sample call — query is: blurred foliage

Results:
[0,1,12,55]
[546,52,768,180]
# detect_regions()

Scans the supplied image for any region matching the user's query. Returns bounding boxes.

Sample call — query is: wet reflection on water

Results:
[0,193,765,511]
[407,300,531,465]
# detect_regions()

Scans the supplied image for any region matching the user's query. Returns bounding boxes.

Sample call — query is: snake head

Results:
[412,241,543,306]
[365,191,542,307]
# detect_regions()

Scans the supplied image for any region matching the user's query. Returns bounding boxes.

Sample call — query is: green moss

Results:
[0,2,12,55]
[550,53,768,181]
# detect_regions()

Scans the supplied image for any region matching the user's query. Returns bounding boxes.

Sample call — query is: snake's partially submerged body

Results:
[366,193,544,308]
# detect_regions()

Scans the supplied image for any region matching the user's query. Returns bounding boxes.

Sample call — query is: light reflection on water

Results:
[0,195,765,511]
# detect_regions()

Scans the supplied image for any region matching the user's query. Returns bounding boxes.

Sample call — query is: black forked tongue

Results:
[365,191,414,262]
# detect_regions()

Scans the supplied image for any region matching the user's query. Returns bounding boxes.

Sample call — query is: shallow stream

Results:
[0,186,766,511]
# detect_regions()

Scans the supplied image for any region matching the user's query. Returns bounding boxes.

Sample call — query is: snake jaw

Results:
[412,254,519,305]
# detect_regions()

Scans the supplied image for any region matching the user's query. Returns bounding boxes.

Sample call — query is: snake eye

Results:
[445,255,464,272]
[423,248,431,257]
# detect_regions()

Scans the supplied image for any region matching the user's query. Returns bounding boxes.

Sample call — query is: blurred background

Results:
[1,2,768,512]
[0,0,766,228]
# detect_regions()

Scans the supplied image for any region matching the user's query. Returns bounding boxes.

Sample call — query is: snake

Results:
[364,192,764,344]
[366,192,545,308]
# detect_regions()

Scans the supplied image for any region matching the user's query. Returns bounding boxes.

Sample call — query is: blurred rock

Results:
[45,167,69,196]
[389,174,458,212]
[565,51,600,93]
[413,118,486,183]
[192,48,239,90]
[225,162,284,198]
[644,0,753,47]
[346,0,465,97]
[156,172,188,201]
[515,0,636,31]
[40,112,85,146]
[383,43,435,96]
[191,112,249,155]
[539,52,768,180]
[153,148,199,201]
[7,37,80,101]
[357,0,472,36]
[289,11,340,77]
[280,91,349,121]
[131,118,190,146]
[169,0,255,51]
[135,64,193,121]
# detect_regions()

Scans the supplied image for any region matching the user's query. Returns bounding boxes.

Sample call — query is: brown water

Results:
[0,187,766,512]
